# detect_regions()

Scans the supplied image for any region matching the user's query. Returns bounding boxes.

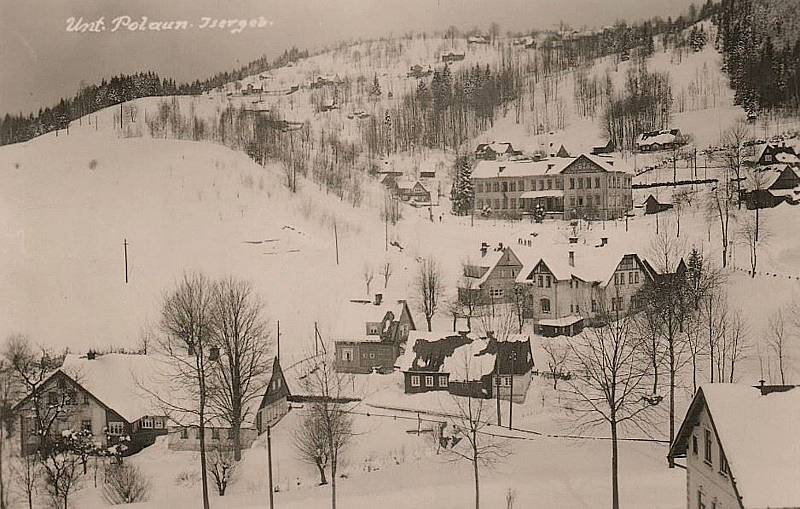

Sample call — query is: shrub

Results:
[102,463,151,505]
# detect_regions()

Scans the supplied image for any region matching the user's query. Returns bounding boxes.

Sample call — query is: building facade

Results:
[472,154,633,220]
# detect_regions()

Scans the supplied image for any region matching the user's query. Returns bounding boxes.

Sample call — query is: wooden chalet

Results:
[255,357,291,433]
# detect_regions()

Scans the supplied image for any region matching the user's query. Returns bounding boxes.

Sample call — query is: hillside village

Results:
[1,1,800,508]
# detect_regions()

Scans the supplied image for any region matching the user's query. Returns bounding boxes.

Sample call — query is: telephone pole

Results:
[267,425,274,509]
[123,238,129,284]
[508,349,516,430]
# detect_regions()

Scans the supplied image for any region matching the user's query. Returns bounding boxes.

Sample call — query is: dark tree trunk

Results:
[611,419,619,509]
[316,461,328,485]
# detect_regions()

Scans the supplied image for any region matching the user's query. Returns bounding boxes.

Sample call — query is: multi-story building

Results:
[472,153,634,220]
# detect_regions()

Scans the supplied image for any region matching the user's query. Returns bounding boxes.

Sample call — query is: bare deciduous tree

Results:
[719,120,751,208]
[738,215,768,277]
[293,409,331,485]
[441,350,510,509]
[11,453,39,509]
[362,264,375,296]
[767,308,789,384]
[297,356,354,509]
[102,463,151,504]
[153,272,215,509]
[542,338,570,390]
[208,277,271,461]
[566,311,655,509]
[416,257,443,332]
[381,262,393,289]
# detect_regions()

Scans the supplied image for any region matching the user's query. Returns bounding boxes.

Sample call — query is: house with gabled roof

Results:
[475,141,518,161]
[14,353,169,456]
[755,143,799,166]
[742,164,800,209]
[255,357,291,433]
[515,245,658,331]
[459,244,525,305]
[668,383,800,509]
[636,129,685,152]
[397,332,472,394]
[333,293,417,374]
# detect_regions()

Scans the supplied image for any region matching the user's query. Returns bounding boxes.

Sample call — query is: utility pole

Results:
[508,349,516,430]
[495,370,502,426]
[333,221,339,265]
[119,102,123,131]
[385,196,389,252]
[277,320,280,362]
[267,425,274,509]
[123,238,129,284]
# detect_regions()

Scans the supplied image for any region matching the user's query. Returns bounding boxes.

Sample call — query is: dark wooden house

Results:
[398,333,472,394]
[644,194,674,215]
[255,357,291,432]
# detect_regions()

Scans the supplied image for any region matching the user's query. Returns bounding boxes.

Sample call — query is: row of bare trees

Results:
[151,272,272,508]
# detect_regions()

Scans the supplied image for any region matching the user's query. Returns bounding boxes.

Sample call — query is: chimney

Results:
[569,236,578,244]
[209,346,220,362]
[374,293,383,306]
[568,251,575,267]
[601,237,608,246]
[87,350,96,360]
[754,380,797,396]
[480,242,488,257]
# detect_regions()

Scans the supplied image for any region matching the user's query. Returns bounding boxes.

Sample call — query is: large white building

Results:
[471,154,634,220]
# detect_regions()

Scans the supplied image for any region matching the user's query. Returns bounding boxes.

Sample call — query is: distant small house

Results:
[255,357,291,433]
[534,315,584,337]
[376,159,403,177]
[668,384,800,509]
[311,76,337,89]
[644,194,674,215]
[636,129,685,152]
[419,167,437,179]
[407,65,433,79]
[395,179,432,203]
[333,294,417,374]
[756,143,800,166]
[244,83,263,95]
[742,165,800,209]
[475,142,519,161]
[555,144,571,158]
[467,35,490,45]
[591,139,616,155]
[441,52,465,64]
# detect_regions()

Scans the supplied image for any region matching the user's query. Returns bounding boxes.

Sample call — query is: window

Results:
[704,429,713,465]
[509,181,516,192]
[493,182,499,192]
[367,323,379,335]
[154,417,164,429]
[212,428,220,440]
[577,178,583,189]
[141,416,154,429]
[692,435,698,455]
[569,178,575,189]
[519,180,525,191]
[595,177,600,188]
[425,376,434,387]
[547,179,552,189]
[570,304,574,313]
[439,376,448,387]
[628,272,634,284]
[545,275,551,288]
[578,197,583,207]
[83,393,90,405]
[591,299,598,313]
[619,272,625,285]
[557,178,563,190]
[476,199,483,209]
[537,275,544,288]
[538,180,544,191]
[108,422,124,436]
[494,199,500,210]
[48,392,58,406]
[180,427,188,439]
[764,154,772,162]
[411,375,420,387]
[82,420,92,433]
[477,182,484,193]
[540,298,551,313]
[490,288,503,298]
[342,348,353,362]
[635,271,640,284]
[502,181,508,192]
[614,273,619,285]
[719,447,729,476]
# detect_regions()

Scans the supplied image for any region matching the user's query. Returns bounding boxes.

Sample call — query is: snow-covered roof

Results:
[331,296,410,343]
[398,332,474,372]
[442,339,495,382]
[636,129,682,146]
[684,385,800,509]
[472,154,632,179]
[515,243,643,287]
[61,353,163,423]
[537,315,583,327]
